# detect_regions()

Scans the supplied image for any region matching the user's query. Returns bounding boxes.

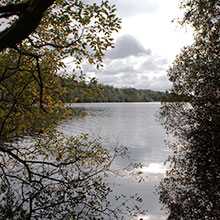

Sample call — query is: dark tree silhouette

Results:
[158,0,220,219]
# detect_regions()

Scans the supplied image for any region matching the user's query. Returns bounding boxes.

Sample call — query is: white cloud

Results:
[74,0,194,91]
[83,0,158,17]
[80,34,171,91]
[139,57,168,73]
[81,34,170,91]
[106,35,151,59]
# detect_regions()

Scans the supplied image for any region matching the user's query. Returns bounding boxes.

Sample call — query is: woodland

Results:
[61,80,166,103]
[157,0,220,219]
[0,0,219,220]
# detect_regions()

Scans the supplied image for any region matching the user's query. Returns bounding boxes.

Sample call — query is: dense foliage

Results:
[158,0,220,219]
[62,82,165,103]
[0,0,121,141]
[86,85,165,102]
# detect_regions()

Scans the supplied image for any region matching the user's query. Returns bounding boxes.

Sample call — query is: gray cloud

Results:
[140,57,168,72]
[96,73,139,88]
[83,59,137,76]
[106,35,151,59]
[96,72,170,91]
[81,34,171,91]
[136,75,171,91]
[113,0,159,17]
[101,60,136,75]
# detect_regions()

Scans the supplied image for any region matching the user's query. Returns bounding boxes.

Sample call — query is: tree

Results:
[157,0,220,219]
[0,0,55,51]
[0,132,146,220]
[0,1,147,219]
[0,0,121,138]
[0,0,120,53]
[0,0,121,139]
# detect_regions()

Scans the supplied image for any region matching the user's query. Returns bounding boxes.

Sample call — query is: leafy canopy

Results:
[0,0,121,141]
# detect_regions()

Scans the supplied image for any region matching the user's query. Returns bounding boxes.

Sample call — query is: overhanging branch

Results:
[0,0,56,52]
[0,2,28,15]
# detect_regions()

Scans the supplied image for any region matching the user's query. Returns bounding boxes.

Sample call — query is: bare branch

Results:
[0,147,32,182]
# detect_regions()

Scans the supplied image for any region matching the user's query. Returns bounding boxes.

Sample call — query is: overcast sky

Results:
[81,0,194,91]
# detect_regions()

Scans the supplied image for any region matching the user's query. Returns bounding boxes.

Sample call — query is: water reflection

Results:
[141,163,167,174]
[158,146,220,219]
[60,103,171,219]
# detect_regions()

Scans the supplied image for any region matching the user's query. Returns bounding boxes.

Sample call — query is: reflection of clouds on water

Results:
[137,214,167,220]
[140,163,167,174]
[59,103,170,219]
[114,163,167,182]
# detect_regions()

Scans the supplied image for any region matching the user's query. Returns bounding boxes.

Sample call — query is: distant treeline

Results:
[61,77,166,102]
[94,85,165,102]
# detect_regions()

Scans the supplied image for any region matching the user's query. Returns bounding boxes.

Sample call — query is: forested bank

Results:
[61,78,166,102]
[84,85,165,102]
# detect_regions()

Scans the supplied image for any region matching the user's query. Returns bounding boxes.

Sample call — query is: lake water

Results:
[60,102,171,220]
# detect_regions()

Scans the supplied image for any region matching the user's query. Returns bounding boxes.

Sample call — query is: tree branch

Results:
[0,2,28,15]
[0,0,56,52]
[0,147,32,182]
[27,28,85,50]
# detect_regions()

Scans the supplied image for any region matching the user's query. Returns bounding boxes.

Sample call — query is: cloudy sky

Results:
[84,0,194,91]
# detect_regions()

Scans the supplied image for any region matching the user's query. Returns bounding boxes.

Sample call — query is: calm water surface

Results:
[60,102,171,220]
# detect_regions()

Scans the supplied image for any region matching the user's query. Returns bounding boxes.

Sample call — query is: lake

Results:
[60,102,171,220]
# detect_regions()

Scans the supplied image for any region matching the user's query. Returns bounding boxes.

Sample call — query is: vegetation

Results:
[0,0,121,141]
[0,1,147,219]
[98,85,165,102]
[158,0,220,219]
[62,81,166,103]
[1,132,146,219]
